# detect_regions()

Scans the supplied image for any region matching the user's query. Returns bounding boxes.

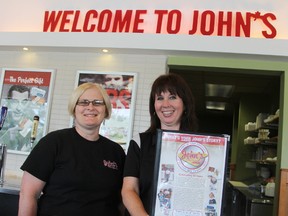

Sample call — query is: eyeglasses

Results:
[76,99,105,106]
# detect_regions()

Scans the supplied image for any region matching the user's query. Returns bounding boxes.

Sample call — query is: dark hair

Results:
[7,85,30,99]
[146,73,198,133]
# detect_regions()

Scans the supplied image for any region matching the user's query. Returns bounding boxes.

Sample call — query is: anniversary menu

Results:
[151,130,229,216]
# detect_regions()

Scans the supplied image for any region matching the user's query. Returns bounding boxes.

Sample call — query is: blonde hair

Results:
[67,82,112,119]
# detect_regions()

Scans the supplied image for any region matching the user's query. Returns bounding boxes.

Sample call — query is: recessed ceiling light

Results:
[102,49,109,53]
[206,101,226,111]
[23,47,29,51]
[205,84,234,97]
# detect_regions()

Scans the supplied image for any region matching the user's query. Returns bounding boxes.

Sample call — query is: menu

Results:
[151,130,229,216]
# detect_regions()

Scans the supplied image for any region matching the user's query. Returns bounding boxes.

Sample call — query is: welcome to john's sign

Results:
[0,0,287,39]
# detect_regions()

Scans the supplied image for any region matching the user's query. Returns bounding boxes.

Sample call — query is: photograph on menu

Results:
[75,71,137,149]
[0,68,55,154]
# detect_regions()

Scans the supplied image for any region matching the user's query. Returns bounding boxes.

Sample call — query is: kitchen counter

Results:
[225,181,274,216]
[229,181,274,205]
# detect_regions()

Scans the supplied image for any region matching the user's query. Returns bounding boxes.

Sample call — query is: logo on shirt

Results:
[103,160,118,170]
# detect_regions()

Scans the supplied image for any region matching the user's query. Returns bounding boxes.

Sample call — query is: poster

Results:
[152,130,229,216]
[0,68,55,154]
[75,71,137,150]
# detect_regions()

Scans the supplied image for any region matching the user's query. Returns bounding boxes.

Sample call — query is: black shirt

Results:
[21,127,126,216]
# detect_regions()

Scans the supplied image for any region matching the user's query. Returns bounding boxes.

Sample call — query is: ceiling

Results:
[170,67,281,118]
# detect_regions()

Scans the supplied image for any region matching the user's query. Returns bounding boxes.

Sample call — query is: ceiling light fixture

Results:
[102,49,109,53]
[23,47,29,51]
[206,101,226,111]
[205,83,234,97]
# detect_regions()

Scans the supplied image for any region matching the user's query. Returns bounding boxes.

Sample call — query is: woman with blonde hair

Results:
[18,83,126,216]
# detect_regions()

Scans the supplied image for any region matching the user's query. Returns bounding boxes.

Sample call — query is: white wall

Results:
[0,50,167,186]
[1,33,288,57]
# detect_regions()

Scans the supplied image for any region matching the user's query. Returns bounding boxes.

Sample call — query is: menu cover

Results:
[151,130,229,216]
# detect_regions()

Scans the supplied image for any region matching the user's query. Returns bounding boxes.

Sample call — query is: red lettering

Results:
[59,10,74,32]
[201,10,215,35]
[42,9,277,39]
[43,10,146,33]
[155,10,168,33]
[106,88,131,109]
[113,10,132,32]
[181,150,199,160]
[235,12,251,37]
[218,11,232,36]
[98,10,113,32]
[188,10,199,34]
[166,10,181,34]
[189,10,276,38]
[83,10,97,32]
[43,11,63,32]
[262,13,277,38]
[71,10,81,32]
[112,10,146,33]
[133,10,146,33]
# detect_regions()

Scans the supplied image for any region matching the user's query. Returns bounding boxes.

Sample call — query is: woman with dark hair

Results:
[121,73,198,216]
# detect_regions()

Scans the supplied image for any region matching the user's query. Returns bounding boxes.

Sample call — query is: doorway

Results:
[168,68,280,135]
[167,56,283,216]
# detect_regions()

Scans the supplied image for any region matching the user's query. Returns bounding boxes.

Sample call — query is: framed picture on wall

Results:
[75,71,138,151]
[0,68,55,154]
[151,129,229,216]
